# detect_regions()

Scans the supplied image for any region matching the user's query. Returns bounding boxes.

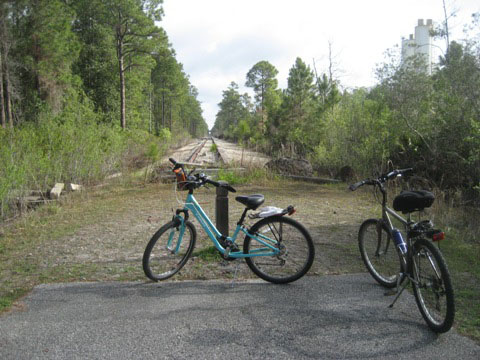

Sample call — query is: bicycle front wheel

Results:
[358,219,402,288]
[412,238,455,333]
[244,216,315,284]
[143,220,196,281]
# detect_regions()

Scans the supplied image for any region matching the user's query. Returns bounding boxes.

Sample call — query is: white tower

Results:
[401,34,416,60]
[401,19,434,74]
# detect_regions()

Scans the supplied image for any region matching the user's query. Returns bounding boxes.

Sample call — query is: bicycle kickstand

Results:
[388,273,410,308]
[230,260,241,288]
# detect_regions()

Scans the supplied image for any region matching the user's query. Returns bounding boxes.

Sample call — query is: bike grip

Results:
[169,158,177,165]
[206,178,220,187]
[386,171,396,179]
[349,181,363,191]
[400,168,414,175]
[221,183,237,193]
[206,179,237,193]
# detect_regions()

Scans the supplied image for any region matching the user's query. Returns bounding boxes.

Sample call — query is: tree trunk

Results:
[116,22,126,130]
[168,98,172,130]
[0,49,5,129]
[161,92,165,127]
[4,60,12,127]
[442,0,450,56]
[0,12,12,128]
[118,49,126,129]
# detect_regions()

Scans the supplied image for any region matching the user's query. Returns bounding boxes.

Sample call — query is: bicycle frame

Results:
[383,205,409,232]
[378,184,413,266]
[377,181,409,229]
[379,186,430,283]
[174,193,281,259]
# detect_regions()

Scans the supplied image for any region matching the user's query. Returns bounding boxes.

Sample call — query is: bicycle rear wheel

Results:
[412,238,455,333]
[358,219,402,288]
[243,216,315,284]
[143,220,196,281]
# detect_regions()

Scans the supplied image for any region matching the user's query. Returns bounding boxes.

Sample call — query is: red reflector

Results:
[432,232,445,242]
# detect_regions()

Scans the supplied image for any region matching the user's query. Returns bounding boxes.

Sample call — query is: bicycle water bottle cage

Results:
[235,194,265,210]
[393,190,435,214]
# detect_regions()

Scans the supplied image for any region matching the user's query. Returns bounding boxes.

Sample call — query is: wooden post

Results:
[215,181,229,236]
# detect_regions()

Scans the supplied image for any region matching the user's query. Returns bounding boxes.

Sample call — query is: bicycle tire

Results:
[243,216,315,284]
[143,220,196,281]
[411,238,455,333]
[358,219,403,288]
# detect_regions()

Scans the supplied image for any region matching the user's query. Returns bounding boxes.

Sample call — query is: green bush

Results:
[217,167,273,186]
[0,115,172,219]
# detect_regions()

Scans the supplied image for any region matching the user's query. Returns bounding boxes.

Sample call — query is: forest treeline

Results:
[0,0,208,217]
[212,15,480,202]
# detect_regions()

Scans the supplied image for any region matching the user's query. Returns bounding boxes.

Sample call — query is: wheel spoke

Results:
[143,221,196,281]
[412,239,454,333]
[359,220,400,288]
[244,217,314,284]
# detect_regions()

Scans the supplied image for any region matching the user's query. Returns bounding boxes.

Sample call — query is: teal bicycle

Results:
[142,158,315,284]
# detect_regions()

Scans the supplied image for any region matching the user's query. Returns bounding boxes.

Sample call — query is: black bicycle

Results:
[350,168,455,333]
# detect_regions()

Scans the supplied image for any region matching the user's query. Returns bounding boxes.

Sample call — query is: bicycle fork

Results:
[167,215,186,254]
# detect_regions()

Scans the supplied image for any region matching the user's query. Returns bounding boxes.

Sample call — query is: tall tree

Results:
[14,0,81,117]
[100,0,163,129]
[0,1,18,127]
[72,0,119,121]
[0,5,5,129]
[284,57,315,114]
[277,57,318,155]
[212,82,251,140]
[245,60,279,133]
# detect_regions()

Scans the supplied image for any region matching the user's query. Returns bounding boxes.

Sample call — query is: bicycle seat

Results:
[393,190,435,214]
[235,194,265,210]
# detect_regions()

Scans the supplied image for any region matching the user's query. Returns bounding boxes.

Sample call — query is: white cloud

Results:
[161,0,480,129]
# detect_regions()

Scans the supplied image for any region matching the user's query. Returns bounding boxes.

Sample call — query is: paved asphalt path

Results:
[1,274,479,359]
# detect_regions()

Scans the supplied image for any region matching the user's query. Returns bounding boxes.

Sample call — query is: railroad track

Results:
[168,137,270,168]
[186,138,208,163]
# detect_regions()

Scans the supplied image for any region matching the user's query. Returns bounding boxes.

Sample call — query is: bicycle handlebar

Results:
[205,178,237,193]
[349,168,413,191]
[169,158,236,193]
[349,180,369,191]
[383,168,413,181]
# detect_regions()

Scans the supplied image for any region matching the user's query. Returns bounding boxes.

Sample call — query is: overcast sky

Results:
[160,0,479,129]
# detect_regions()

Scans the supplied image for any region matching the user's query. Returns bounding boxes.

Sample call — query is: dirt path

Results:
[212,138,271,167]
[59,181,370,280]
[0,180,372,298]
